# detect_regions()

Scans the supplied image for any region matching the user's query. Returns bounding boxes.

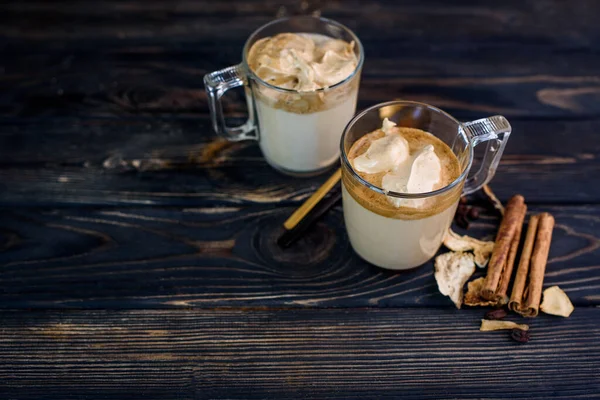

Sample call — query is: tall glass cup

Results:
[204,16,364,176]
[341,101,512,270]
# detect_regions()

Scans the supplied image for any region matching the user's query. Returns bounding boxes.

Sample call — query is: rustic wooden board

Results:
[2,0,600,397]
[1,308,599,399]
[1,204,597,309]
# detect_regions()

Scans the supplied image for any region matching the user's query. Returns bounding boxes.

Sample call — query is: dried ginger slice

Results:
[483,184,505,215]
[480,319,529,331]
[540,286,574,317]
[464,277,499,307]
[434,252,475,309]
[443,229,495,268]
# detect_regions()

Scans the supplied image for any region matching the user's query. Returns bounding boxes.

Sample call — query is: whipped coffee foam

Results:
[382,144,442,207]
[352,119,444,208]
[248,33,357,92]
[352,133,409,174]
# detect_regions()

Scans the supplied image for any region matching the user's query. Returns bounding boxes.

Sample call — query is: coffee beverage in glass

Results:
[341,101,511,270]
[205,16,364,176]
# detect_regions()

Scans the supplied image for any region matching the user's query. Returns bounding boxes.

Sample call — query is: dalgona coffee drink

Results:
[205,17,364,176]
[340,101,512,270]
[344,118,462,269]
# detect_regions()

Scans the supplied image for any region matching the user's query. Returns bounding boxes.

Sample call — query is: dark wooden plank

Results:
[1,308,599,399]
[0,116,599,205]
[2,0,600,121]
[1,0,599,48]
[1,0,600,205]
[1,1,600,205]
[1,204,598,309]
[3,32,600,120]
[3,44,600,119]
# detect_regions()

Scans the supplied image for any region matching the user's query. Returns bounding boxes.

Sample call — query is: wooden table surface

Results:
[1,1,600,398]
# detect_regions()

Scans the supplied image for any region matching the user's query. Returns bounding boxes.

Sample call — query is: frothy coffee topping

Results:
[248,33,358,92]
[347,119,461,213]
[353,119,410,173]
[381,144,442,207]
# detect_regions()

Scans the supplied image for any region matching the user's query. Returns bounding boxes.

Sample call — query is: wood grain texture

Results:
[1,0,600,205]
[1,308,599,399]
[2,0,600,49]
[1,1,600,397]
[0,116,598,205]
[1,204,598,308]
[2,0,600,119]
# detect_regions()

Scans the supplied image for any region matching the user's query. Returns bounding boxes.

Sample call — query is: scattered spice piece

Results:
[482,195,527,305]
[480,319,529,332]
[454,200,481,229]
[509,213,555,317]
[436,192,564,339]
[540,286,574,317]
[464,277,499,307]
[468,207,480,220]
[511,328,531,343]
[485,309,508,320]
[443,229,494,268]
[455,206,470,229]
[456,217,470,229]
[434,252,476,309]
[483,184,505,215]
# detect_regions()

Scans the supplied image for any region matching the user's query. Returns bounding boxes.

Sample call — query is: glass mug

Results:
[341,101,511,270]
[204,16,364,177]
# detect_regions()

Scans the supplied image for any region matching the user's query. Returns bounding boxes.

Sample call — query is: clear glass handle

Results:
[203,64,258,141]
[461,115,511,195]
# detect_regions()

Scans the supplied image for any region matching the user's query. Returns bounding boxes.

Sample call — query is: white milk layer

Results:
[342,184,458,270]
[256,93,357,173]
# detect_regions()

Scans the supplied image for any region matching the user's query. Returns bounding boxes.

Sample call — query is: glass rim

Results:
[241,15,364,94]
[340,100,474,199]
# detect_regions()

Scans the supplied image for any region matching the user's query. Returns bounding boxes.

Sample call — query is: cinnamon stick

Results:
[509,215,539,313]
[509,213,555,317]
[495,221,522,305]
[481,195,527,302]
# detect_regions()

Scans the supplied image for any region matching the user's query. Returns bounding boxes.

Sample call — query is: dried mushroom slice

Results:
[434,252,476,309]
[540,286,574,317]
